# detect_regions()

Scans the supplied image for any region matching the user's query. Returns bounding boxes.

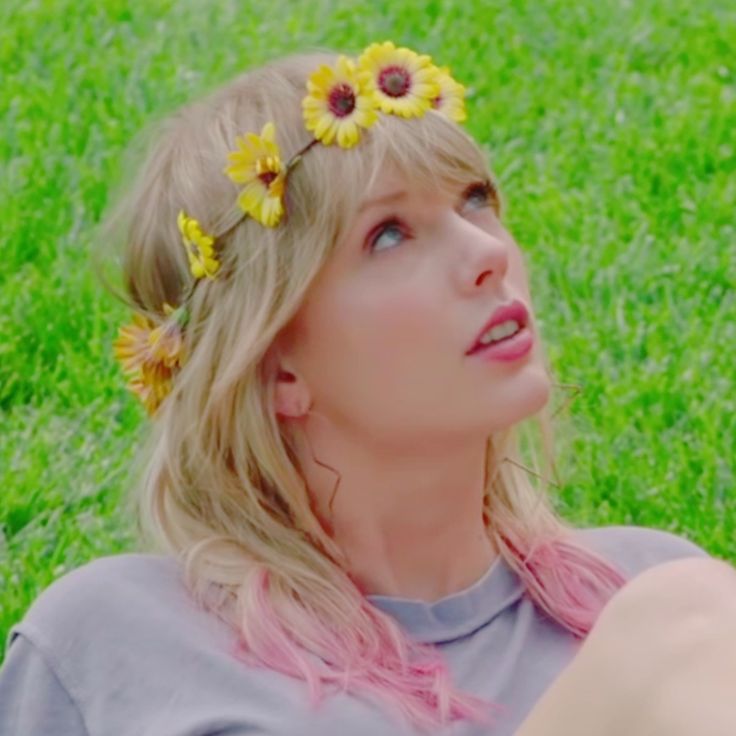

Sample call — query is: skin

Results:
[516,558,736,735]
[272,165,551,601]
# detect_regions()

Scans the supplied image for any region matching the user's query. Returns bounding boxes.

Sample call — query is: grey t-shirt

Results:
[0,525,709,735]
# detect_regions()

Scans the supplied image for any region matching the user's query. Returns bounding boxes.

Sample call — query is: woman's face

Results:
[276,165,551,448]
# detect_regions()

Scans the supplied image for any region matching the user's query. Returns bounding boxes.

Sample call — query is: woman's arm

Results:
[515,557,736,736]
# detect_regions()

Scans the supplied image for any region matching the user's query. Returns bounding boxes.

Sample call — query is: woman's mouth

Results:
[466,321,534,362]
[466,299,530,356]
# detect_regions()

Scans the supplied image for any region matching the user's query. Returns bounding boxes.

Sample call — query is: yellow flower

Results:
[147,305,187,367]
[358,41,440,118]
[177,211,219,280]
[128,363,175,416]
[302,55,378,148]
[429,65,467,123]
[113,304,186,415]
[223,122,286,227]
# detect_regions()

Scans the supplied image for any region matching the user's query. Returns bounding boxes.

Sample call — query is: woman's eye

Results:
[462,182,495,211]
[368,219,409,253]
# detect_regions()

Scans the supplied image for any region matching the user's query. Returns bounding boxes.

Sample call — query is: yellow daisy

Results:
[177,211,219,280]
[429,65,467,123]
[224,122,286,227]
[113,304,186,415]
[128,363,175,416]
[302,55,378,148]
[114,312,155,375]
[147,305,187,367]
[357,41,440,118]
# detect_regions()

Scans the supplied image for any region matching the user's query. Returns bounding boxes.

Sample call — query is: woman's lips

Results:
[466,299,529,355]
[467,325,534,362]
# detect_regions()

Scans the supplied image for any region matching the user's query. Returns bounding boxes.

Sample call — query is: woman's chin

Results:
[486,367,553,431]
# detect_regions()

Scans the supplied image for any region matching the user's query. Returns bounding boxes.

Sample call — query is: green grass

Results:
[2,0,734,655]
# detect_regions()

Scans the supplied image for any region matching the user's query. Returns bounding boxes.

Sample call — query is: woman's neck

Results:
[296,419,498,601]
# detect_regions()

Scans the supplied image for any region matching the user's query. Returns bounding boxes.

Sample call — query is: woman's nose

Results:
[452,216,510,293]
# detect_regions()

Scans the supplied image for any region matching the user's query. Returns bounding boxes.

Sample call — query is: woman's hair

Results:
[98,51,629,732]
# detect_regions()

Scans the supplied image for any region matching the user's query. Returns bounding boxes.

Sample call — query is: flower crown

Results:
[114,41,467,415]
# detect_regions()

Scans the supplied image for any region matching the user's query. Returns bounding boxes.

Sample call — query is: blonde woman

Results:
[1,45,734,735]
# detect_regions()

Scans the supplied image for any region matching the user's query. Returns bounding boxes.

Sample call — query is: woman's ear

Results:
[273,367,312,419]
[267,332,312,419]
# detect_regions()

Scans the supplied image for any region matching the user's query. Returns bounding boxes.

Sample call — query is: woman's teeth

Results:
[478,319,521,345]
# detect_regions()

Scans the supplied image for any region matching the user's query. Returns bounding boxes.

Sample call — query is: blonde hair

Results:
[98,51,629,732]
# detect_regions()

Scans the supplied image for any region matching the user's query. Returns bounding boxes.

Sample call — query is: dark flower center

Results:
[378,66,411,97]
[259,171,278,186]
[328,84,356,118]
[431,95,442,109]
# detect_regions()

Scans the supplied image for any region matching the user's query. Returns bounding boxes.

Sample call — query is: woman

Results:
[1,43,733,735]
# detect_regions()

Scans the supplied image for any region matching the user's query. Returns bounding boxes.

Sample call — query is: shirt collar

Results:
[366,556,525,644]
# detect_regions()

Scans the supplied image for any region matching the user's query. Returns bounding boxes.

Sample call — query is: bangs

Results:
[290,110,494,250]
[363,111,491,196]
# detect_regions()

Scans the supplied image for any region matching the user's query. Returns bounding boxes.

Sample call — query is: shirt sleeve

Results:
[0,630,89,736]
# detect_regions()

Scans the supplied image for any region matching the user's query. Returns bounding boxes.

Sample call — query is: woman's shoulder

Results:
[572,523,710,578]
[13,553,181,625]
[6,552,230,663]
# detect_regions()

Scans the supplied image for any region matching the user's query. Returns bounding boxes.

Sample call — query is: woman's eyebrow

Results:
[357,190,408,214]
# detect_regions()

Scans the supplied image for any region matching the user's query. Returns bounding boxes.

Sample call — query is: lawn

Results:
[1,0,734,656]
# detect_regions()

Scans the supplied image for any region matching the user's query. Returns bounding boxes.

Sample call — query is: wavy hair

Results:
[97,51,629,732]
